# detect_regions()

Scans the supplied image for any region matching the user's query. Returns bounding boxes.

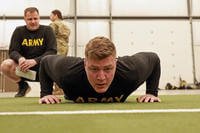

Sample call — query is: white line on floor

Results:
[0,109,200,115]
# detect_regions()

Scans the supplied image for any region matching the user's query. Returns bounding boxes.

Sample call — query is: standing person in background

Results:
[0,7,57,97]
[50,9,70,55]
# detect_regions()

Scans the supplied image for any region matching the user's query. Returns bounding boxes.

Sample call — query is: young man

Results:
[0,7,57,97]
[39,36,161,104]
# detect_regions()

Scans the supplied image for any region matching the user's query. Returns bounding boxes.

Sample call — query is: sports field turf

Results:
[0,95,200,133]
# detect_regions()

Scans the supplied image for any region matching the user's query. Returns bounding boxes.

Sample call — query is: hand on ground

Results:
[39,95,61,104]
[136,94,161,103]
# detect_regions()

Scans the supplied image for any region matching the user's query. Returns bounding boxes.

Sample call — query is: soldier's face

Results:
[84,55,117,93]
[49,13,56,21]
[24,11,40,31]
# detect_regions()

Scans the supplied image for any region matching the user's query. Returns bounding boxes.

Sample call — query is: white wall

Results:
[112,20,193,88]
[112,0,187,16]
[77,0,109,16]
[192,0,200,82]
[0,0,73,16]
[193,21,200,81]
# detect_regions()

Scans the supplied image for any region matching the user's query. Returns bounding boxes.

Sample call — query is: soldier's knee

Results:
[1,59,15,73]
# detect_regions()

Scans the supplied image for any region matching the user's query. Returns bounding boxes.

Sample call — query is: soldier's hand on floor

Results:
[39,95,61,104]
[136,94,161,103]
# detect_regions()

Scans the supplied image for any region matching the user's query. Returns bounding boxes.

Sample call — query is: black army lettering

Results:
[75,95,124,103]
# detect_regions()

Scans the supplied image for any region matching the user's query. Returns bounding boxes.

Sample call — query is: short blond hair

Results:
[85,36,116,60]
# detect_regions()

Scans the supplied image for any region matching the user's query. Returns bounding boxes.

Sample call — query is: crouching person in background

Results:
[0,7,57,97]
